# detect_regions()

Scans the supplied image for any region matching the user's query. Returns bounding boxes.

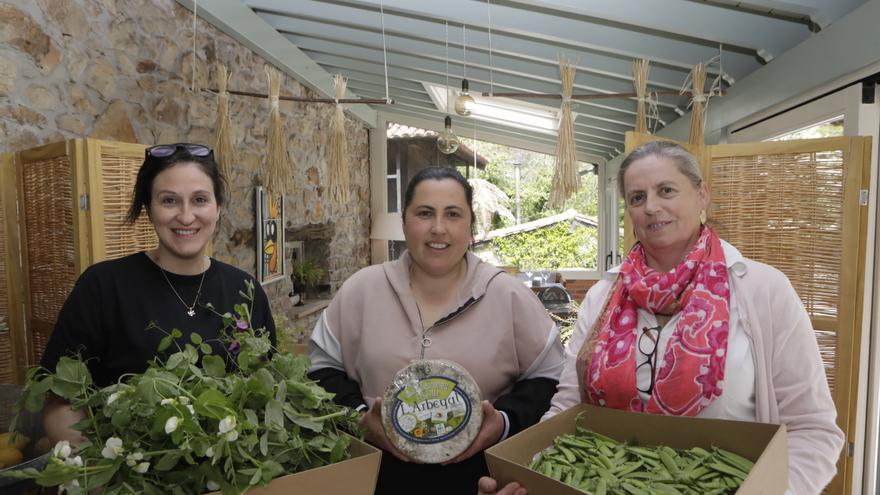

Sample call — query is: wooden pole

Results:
[480,90,721,100]
[205,88,393,104]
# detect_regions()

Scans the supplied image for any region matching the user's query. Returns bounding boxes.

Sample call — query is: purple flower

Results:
[228,341,240,354]
[235,319,249,332]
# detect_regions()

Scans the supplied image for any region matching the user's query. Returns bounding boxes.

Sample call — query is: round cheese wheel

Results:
[381,359,482,464]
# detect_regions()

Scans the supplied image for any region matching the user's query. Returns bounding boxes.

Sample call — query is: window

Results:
[768,116,844,141]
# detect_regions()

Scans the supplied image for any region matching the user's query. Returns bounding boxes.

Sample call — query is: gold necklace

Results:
[152,255,208,317]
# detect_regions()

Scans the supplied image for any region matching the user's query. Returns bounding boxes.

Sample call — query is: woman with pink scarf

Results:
[479,141,843,495]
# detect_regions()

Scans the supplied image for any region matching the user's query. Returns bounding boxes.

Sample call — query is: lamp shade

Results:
[371,213,405,241]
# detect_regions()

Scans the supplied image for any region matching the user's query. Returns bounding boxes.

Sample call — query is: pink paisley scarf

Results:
[584,225,730,416]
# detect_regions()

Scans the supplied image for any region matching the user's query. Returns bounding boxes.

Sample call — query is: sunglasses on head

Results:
[145,143,213,159]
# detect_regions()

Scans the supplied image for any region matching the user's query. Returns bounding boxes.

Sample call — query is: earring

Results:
[700,209,707,224]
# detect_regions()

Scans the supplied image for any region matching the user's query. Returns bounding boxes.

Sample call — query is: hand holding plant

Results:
[2,281,359,495]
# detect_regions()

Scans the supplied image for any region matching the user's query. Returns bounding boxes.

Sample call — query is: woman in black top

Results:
[41,143,276,443]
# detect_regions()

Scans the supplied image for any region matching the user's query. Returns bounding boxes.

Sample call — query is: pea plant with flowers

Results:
[2,281,360,495]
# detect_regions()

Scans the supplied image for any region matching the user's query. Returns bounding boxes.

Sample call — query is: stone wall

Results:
[0,0,372,340]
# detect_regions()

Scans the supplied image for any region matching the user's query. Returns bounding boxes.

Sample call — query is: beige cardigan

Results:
[546,242,844,494]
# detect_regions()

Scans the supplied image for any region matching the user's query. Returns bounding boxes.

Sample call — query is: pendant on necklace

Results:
[187,309,196,317]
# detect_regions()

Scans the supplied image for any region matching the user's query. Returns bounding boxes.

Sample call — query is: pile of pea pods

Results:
[528,415,754,495]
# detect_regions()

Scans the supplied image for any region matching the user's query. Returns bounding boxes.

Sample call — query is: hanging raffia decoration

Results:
[213,64,234,181]
[548,57,579,209]
[687,62,707,145]
[632,59,650,134]
[328,74,350,205]
[264,66,293,198]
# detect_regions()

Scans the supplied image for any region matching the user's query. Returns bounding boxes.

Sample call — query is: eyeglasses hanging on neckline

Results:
[636,324,663,395]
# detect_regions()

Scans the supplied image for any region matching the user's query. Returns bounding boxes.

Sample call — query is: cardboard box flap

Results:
[206,435,381,495]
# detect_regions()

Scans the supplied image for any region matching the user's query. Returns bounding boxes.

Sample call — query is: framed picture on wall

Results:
[255,186,286,285]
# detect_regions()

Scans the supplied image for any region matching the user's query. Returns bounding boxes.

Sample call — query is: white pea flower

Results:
[225,430,239,442]
[52,440,72,459]
[59,479,80,494]
[133,461,150,474]
[164,416,180,434]
[107,392,121,405]
[178,396,191,405]
[101,437,125,459]
[186,405,195,415]
[64,455,83,467]
[160,398,177,406]
[126,452,144,467]
[205,446,214,457]
[218,416,236,434]
[206,480,221,491]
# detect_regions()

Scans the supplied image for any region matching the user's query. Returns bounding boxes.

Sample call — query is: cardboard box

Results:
[485,404,787,495]
[207,435,381,495]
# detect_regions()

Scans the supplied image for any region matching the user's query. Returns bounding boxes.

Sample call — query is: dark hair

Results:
[125,147,227,224]
[402,166,476,227]
[617,140,703,198]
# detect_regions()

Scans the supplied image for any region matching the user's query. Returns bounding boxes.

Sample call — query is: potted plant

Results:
[290,260,325,303]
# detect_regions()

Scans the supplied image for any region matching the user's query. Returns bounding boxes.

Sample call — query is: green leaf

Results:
[254,368,275,396]
[110,408,131,428]
[171,329,183,339]
[265,399,284,430]
[260,460,284,483]
[82,458,122,489]
[158,335,173,352]
[330,434,350,463]
[274,380,287,403]
[200,343,213,355]
[50,357,92,398]
[259,432,269,456]
[282,406,323,433]
[202,355,226,378]
[136,376,159,404]
[248,467,262,486]
[194,389,229,419]
[190,333,203,345]
[30,462,80,486]
[25,376,53,411]
[244,409,259,427]
[155,451,183,471]
[166,353,186,370]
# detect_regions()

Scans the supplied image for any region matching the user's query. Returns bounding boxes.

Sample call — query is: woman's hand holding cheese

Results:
[359,398,410,462]
[443,401,504,464]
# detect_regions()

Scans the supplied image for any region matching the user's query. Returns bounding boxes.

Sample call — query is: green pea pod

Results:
[558,444,578,463]
[659,450,680,477]
[707,461,748,480]
[620,482,649,495]
[714,447,755,474]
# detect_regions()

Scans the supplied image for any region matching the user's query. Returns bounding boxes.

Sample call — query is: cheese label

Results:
[390,376,472,444]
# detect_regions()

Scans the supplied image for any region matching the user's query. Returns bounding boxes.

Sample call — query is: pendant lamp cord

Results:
[379,1,391,104]
[445,21,450,114]
[487,0,493,96]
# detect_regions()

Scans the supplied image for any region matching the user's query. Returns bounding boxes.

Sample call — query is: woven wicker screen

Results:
[21,155,76,364]
[0,164,12,383]
[99,149,157,258]
[710,149,844,393]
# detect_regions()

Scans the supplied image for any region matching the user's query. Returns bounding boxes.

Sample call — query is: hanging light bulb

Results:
[438,23,459,155]
[455,78,475,116]
[455,25,475,116]
[437,115,460,154]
